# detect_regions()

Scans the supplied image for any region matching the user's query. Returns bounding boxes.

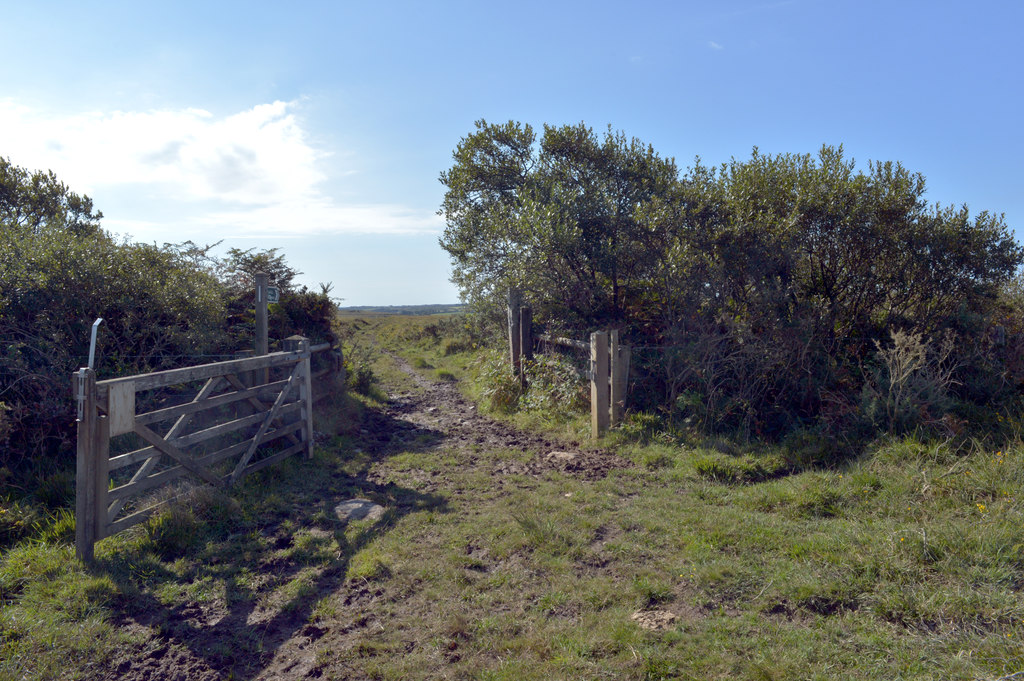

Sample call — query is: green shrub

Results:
[443,339,471,356]
[692,452,788,484]
[145,505,200,559]
[860,330,957,434]
[520,354,588,416]
[0,499,42,548]
[477,351,522,413]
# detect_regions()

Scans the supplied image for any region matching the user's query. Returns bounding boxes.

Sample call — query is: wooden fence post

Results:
[74,368,98,562]
[519,307,532,389]
[299,338,314,458]
[610,329,623,426]
[590,331,609,438]
[255,272,269,384]
[508,289,521,379]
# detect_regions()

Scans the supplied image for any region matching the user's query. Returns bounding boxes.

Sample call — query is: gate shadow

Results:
[93,401,451,679]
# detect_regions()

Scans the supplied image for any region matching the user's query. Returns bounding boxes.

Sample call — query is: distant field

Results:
[335,303,464,317]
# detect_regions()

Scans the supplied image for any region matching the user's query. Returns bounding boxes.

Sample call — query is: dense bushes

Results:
[440,123,1023,439]
[0,157,336,487]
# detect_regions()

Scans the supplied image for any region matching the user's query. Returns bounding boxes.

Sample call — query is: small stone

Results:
[334,499,386,522]
[630,610,677,631]
[546,451,578,463]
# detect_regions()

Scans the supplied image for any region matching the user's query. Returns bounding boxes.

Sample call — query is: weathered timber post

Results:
[74,368,98,562]
[617,344,631,421]
[255,272,269,384]
[610,329,623,425]
[590,331,609,438]
[300,338,314,458]
[508,289,522,379]
[233,348,255,389]
[284,336,315,458]
[519,307,532,389]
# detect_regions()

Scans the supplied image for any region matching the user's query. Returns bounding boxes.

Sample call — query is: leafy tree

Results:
[220,246,301,293]
[439,120,678,329]
[1,156,102,236]
[440,123,1023,437]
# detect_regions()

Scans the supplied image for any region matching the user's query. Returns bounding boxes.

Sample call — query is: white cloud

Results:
[0,99,440,237]
[709,41,724,50]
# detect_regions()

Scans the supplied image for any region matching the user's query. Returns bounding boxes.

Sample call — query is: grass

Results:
[2,315,1024,679]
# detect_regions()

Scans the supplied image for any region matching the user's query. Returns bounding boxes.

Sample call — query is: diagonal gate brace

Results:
[133,423,224,488]
[229,369,299,485]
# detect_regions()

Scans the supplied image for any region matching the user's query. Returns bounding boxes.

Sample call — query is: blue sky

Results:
[2,0,1021,305]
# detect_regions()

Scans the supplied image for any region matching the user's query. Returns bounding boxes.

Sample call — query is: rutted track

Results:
[101,349,629,681]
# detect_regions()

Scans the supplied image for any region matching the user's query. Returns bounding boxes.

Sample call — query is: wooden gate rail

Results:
[74,339,336,562]
[537,330,630,439]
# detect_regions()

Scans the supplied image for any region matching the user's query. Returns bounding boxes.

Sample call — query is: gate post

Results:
[507,289,522,379]
[255,272,270,384]
[610,330,627,426]
[74,368,98,562]
[519,306,532,389]
[300,338,314,458]
[590,331,609,438]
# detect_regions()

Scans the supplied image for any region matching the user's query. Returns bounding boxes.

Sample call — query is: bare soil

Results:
[100,353,629,680]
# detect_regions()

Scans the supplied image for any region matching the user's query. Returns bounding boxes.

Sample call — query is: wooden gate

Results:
[74,339,331,561]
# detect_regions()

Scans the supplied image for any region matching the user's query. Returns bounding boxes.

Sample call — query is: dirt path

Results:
[103,352,627,681]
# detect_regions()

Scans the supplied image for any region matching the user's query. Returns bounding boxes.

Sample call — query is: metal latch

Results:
[76,367,87,422]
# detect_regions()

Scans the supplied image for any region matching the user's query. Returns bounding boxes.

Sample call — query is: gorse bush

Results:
[860,330,959,433]
[0,157,339,491]
[476,350,522,413]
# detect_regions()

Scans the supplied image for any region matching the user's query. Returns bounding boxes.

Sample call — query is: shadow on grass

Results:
[90,397,450,680]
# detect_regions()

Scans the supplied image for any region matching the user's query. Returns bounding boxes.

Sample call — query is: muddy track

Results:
[364,351,626,481]
[101,351,629,681]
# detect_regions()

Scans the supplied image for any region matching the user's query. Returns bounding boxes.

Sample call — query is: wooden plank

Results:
[135,379,289,426]
[107,381,136,437]
[590,331,609,438]
[174,401,299,449]
[134,423,224,487]
[96,351,301,398]
[107,421,304,504]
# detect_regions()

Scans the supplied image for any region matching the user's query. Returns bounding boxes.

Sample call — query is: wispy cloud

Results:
[0,99,440,238]
[709,41,724,50]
